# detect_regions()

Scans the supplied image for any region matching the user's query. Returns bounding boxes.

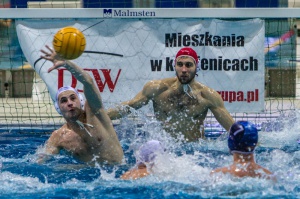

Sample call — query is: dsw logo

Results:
[57,68,122,92]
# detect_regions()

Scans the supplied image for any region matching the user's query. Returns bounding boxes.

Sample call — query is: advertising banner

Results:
[16,18,264,112]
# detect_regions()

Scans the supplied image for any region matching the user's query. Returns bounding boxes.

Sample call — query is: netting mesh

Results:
[0,1,299,133]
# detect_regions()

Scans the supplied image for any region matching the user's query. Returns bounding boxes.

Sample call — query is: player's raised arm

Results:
[203,88,234,132]
[107,80,162,120]
[38,27,123,165]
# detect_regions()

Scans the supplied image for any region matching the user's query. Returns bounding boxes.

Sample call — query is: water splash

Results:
[0,109,299,198]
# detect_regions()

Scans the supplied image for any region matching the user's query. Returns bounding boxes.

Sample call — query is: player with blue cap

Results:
[211,121,276,180]
[228,120,258,154]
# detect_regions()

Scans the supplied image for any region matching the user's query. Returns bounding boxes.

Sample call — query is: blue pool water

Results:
[0,116,299,199]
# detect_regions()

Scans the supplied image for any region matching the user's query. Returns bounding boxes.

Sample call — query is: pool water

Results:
[0,117,299,199]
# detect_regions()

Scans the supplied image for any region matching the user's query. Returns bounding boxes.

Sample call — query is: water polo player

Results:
[121,140,165,180]
[107,47,234,141]
[211,121,275,180]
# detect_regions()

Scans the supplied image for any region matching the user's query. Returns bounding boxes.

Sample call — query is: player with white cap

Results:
[39,45,123,165]
[121,140,165,180]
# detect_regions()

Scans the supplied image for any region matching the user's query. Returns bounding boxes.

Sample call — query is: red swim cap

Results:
[175,47,198,64]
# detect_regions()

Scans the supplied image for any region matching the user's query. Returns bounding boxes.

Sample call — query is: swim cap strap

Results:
[76,120,94,137]
[183,84,196,99]
[230,150,254,155]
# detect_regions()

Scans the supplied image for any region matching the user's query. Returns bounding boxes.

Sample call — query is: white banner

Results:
[16,18,264,113]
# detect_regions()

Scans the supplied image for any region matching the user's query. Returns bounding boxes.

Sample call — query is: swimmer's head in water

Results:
[136,140,165,166]
[54,86,85,115]
[228,121,258,154]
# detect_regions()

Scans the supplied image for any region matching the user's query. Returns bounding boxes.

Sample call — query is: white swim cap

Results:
[136,140,165,166]
[54,86,85,115]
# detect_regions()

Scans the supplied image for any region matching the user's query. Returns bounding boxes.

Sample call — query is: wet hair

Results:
[54,86,85,115]
[228,121,258,154]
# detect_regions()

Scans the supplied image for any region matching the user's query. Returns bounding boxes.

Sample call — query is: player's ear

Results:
[173,58,176,75]
[172,58,176,67]
[196,59,200,73]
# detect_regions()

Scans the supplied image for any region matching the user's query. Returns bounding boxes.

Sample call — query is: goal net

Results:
[0,0,299,133]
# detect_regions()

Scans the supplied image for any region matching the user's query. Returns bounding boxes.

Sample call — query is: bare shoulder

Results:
[143,77,175,96]
[258,165,273,175]
[48,125,65,143]
[121,167,149,180]
[44,126,66,154]
[145,77,175,88]
[211,166,230,175]
[195,82,218,95]
[52,125,65,136]
[194,82,222,102]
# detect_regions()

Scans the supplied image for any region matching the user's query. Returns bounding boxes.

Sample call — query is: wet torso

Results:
[54,107,121,163]
[151,79,212,141]
[54,125,93,162]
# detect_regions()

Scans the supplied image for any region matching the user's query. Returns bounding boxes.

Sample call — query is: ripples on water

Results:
[0,111,299,198]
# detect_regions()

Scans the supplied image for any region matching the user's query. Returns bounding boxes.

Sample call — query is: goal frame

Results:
[0,8,300,19]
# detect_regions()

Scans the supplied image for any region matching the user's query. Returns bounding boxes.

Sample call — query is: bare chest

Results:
[155,90,206,114]
[58,130,89,157]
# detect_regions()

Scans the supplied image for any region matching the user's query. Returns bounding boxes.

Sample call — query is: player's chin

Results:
[179,77,190,84]
[65,110,80,118]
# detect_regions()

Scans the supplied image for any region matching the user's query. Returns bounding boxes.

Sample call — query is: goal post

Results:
[0,7,299,130]
[1,8,300,18]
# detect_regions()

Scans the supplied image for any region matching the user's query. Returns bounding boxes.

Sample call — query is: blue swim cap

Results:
[228,121,258,154]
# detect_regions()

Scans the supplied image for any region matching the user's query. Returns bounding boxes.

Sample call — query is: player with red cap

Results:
[175,47,199,64]
[107,47,234,141]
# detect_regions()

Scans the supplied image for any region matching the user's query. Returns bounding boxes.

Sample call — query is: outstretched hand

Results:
[40,45,66,73]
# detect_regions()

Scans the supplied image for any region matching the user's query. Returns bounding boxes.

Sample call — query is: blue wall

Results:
[9,0,286,8]
[83,0,132,8]
[10,0,45,8]
[83,0,198,8]
[235,0,279,7]
[155,0,198,8]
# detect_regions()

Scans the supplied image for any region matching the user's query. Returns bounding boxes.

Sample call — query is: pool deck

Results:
[0,97,63,127]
